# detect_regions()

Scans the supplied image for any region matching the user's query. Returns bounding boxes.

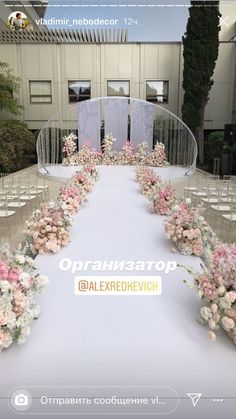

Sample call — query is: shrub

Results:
[0,120,36,173]
[205,131,231,168]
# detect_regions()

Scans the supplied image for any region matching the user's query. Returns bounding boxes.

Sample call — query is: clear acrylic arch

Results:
[36,97,197,175]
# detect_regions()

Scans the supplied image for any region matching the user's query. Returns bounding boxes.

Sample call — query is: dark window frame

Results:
[68,80,91,103]
[107,80,130,97]
[146,80,169,104]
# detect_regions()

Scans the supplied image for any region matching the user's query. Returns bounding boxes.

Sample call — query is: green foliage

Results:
[205,131,231,165]
[182,1,221,163]
[0,120,36,173]
[182,1,221,129]
[0,62,22,115]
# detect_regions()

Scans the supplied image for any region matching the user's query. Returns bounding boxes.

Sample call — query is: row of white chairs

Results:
[184,175,236,241]
[0,172,49,239]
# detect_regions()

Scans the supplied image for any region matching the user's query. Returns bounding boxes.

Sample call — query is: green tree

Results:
[0,62,22,115]
[0,120,36,172]
[182,1,221,164]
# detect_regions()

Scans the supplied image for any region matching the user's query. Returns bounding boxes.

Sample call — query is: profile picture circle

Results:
[8,11,30,31]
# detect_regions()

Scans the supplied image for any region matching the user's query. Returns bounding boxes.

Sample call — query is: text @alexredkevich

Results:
[74,277,162,296]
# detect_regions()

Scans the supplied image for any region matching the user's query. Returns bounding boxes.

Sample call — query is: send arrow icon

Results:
[187,393,202,407]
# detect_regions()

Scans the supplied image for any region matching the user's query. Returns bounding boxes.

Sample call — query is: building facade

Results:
[0,3,235,133]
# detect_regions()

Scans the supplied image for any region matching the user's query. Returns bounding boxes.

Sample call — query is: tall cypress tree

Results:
[182,1,221,164]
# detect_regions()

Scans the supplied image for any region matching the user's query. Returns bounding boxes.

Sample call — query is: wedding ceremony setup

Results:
[0,93,236,417]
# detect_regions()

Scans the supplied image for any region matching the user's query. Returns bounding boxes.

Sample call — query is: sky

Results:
[42,0,192,41]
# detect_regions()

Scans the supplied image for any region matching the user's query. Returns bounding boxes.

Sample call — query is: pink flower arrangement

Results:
[24,167,99,255]
[62,133,77,165]
[71,166,99,195]
[152,183,176,215]
[197,274,219,301]
[1,166,100,351]
[24,203,72,254]
[72,171,93,195]
[63,137,102,165]
[73,142,102,165]
[62,134,169,167]
[209,244,236,290]
[185,244,236,345]
[101,134,116,164]
[164,200,218,256]
[59,186,82,215]
[0,244,48,352]
[145,142,169,167]
[117,141,138,165]
[136,167,176,215]
[136,167,161,200]
[136,142,149,165]
[82,165,100,182]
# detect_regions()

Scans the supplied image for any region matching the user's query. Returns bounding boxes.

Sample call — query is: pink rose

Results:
[0,260,9,280]
[8,267,20,282]
[222,316,235,331]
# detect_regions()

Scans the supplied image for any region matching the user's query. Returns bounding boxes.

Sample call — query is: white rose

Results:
[218,286,226,296]
[6,311,17,329]
[185,198,191,204]
[37,275,49,289]
[208,331,216,342]
[200,306,212,322]
[25,256,35,268]
[211,303,218,314]
[0,280,11,292]
[213,313,220,323]
[15,255,25,265]
[32,304,40,319]
[18,326,31,345]
[19,272,31,289]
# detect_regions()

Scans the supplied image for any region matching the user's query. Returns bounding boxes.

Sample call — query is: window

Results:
[29,81,52,103]
[146,81,169,104]
[107,81,130,97]
[68,81,91,102]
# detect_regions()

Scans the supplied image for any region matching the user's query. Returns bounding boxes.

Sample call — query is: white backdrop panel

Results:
[104,98,128,151]
[78,100,101,150]
[130,100,155,151]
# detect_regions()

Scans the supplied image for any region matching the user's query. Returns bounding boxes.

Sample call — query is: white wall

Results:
[219,2,236,41]
[204,42,236,130]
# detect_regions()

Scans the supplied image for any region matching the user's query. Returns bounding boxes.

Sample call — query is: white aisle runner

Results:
[0,166,235,419]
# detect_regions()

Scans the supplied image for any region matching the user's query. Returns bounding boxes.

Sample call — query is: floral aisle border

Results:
[185,245,236,344]
[135,166,218,257]
[62,133,169,167]
[23,165,99,256]
[135,166,236,346]
[0,165,99,352]
[0,247,48,352]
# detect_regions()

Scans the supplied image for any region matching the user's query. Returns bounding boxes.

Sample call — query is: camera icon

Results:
[9,389,32,412]
[15,393,29,406]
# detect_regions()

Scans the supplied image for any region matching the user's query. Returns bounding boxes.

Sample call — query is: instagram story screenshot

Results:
[0,0,236,418]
